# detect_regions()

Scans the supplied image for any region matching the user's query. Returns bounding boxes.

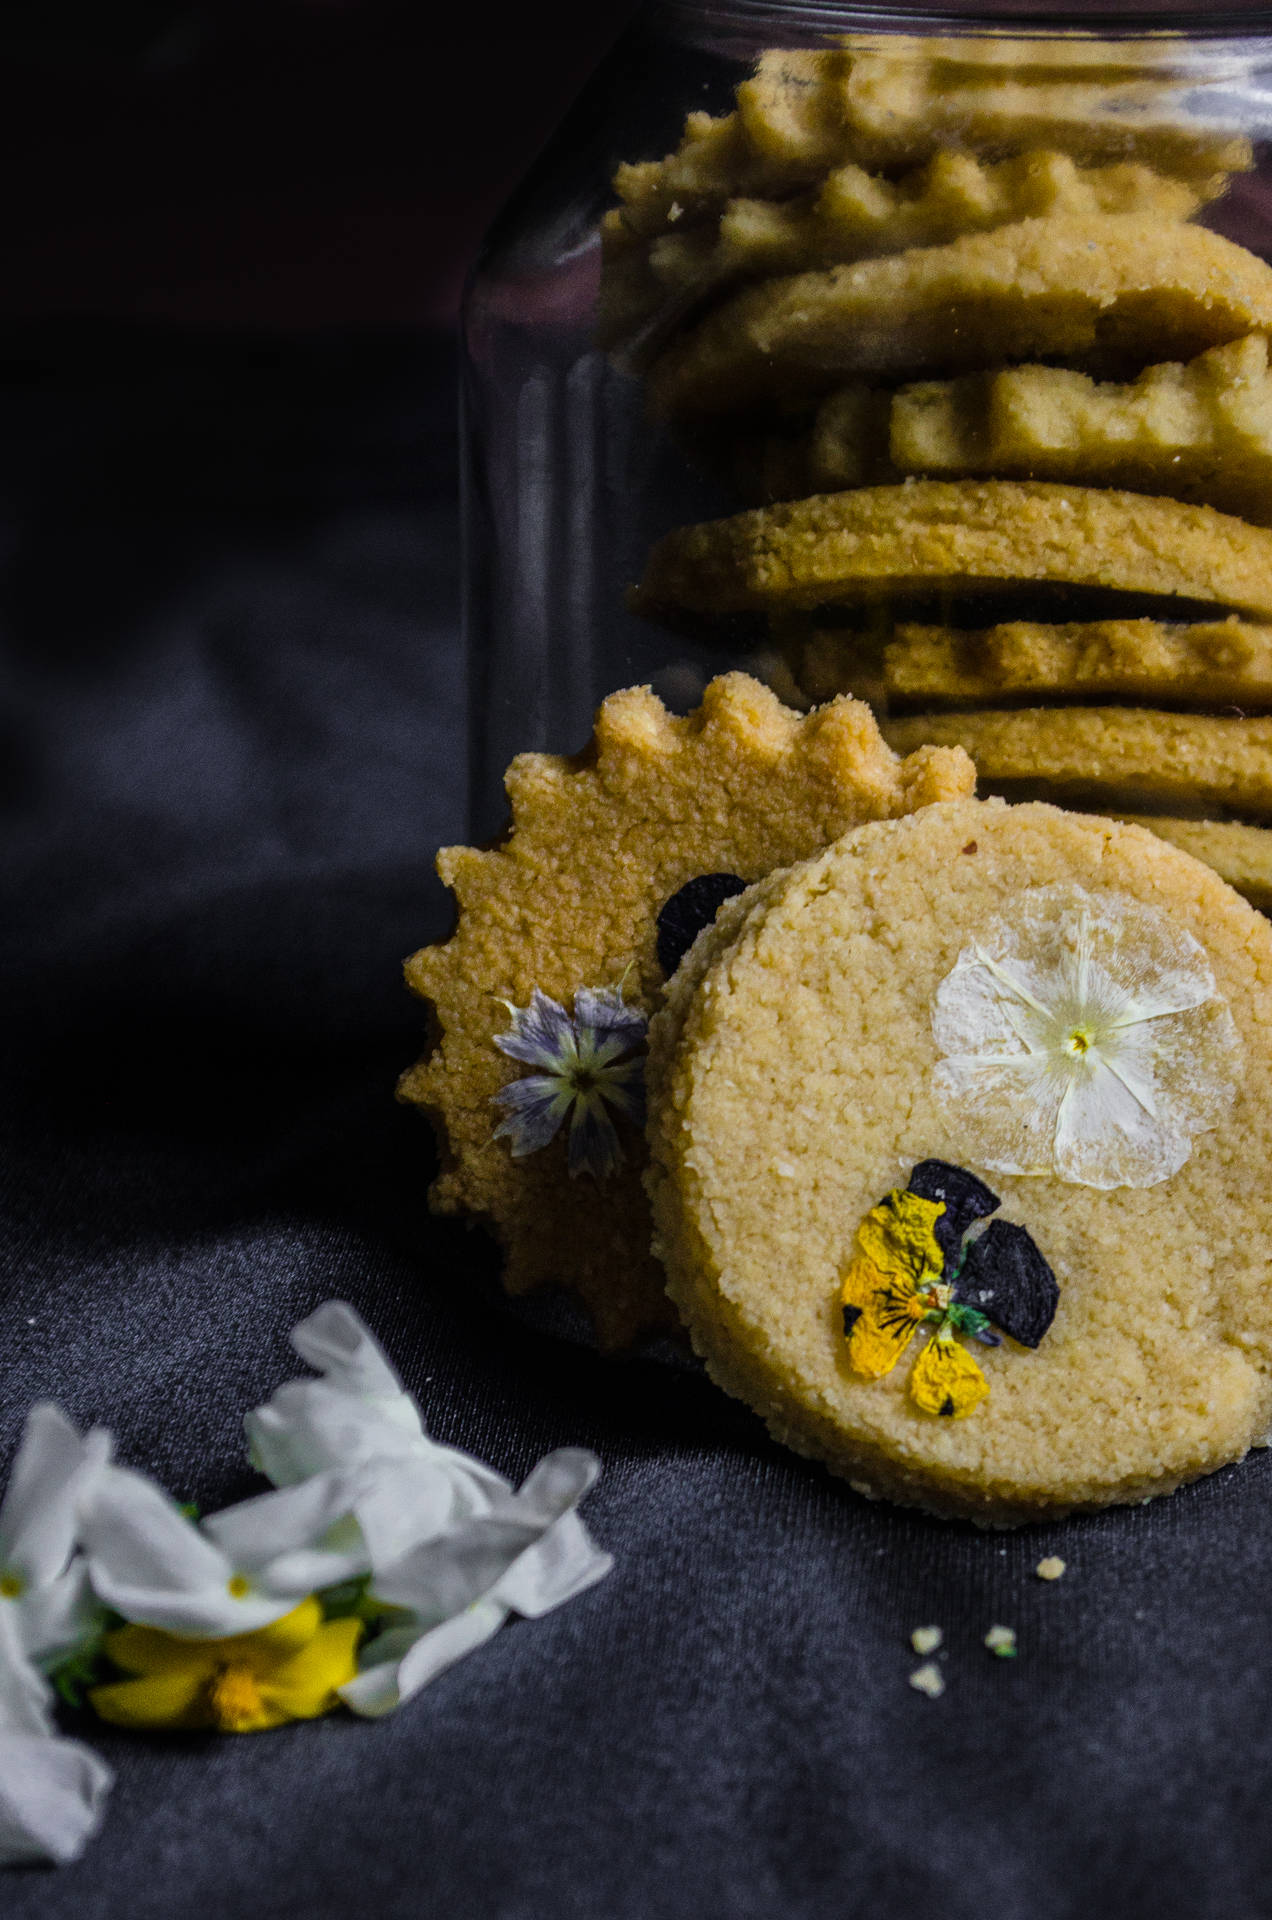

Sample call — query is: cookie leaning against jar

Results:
[645,798,1272,1523]
[399,672,973,1351]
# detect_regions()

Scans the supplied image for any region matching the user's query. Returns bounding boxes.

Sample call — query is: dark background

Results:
[6,6,1272,1917]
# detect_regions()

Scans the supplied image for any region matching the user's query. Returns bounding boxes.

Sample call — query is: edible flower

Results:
[931,884,1242,1189]
[79,1464,372,1638]
[89,1597,361,1735]
[0,1403,111,1668]
[492,985,646,1178]
[840,1160,1058,1417]
[0,1604,113,1866]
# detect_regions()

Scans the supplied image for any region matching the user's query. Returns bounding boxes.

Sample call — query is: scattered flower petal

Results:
[0,1605,112,1866]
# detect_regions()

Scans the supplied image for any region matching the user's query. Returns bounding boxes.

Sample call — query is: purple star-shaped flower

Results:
[491,987,648,1180]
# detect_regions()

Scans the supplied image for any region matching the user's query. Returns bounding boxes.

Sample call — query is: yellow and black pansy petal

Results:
[907,1160,1000,1268]
[655,874,748,977]
[841,1267,927,1381]
[955,1218,1059,1349]
[909,1329,991,1418]
[854,1190,946,1289]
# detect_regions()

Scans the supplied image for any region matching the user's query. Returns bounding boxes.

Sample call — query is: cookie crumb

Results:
[910,1625,943,1655]
[984,1624,1017,1658]
[962,840,978,854]
[1036,1556,1066,1581]
[909,1662,945,1698]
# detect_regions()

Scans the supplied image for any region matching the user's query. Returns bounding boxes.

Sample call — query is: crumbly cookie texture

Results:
[1116,816,1272,913]
[883,707,1272,819]
[400,672,974,1351]
[597,151,1205,360]
[614,45,1246,237]
[647,217,1272,420]
[889,335,1272,525]
[634,482,1272,622]
[878,617,1272,711]
[646,799,1272,1522]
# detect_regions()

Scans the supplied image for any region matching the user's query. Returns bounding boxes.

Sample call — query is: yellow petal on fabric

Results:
[855,1190,946,1287]
[90,1668,208,1732]
[260,1618,364,1725]
[909,1333,990,1419]
[842,1279,925,1380]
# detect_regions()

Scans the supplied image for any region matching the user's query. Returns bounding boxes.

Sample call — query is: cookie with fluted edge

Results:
[399,673,974,1350]
[647,217,1272,420]
[645,798,1272,1521]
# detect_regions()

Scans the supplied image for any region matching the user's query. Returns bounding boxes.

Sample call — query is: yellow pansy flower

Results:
[88,1597,361,1735]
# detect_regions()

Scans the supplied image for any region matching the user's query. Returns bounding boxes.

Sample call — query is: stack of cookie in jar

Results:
[605,39,1272,912]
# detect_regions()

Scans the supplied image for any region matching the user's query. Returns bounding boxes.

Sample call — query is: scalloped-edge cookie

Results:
[645,798,1272,1521]
[597,151,1206,360]
[647,217,1272,419]
[399,672,974,1350]
[877,616,1272,710]
[883,706,1272,819]
[614,45,1246,238]
[634,482,1272,623]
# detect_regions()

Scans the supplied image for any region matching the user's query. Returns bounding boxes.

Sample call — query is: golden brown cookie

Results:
[646,798,1272,1521]
[598,151,1205,360]
[615,45,1245,237]
[883,706,1272,818]
[646,217,1272,420]
[878,616,1272,711]
[400,673,974,1350]
[634,482,1272,623]
[1117,817,1272,913]
[888,335,1272,525]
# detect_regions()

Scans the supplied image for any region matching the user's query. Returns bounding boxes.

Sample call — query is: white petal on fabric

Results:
[14,1561,103,1670]
[0,1607,55,1738]
[80,1467,230,1609]
[932,884,1243,1188]
[202,1469,371,1592]
[0,1406,111,1592]
[339,1599,510,1720]
[289,1301,406,1401]
[0,1731,114,1868]
[0,1732,114,1868]
[346,1454,506,1576]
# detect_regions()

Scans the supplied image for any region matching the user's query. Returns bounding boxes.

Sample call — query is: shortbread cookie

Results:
[616,46,1246,236]
[890,335,1272,525]
[647,218,1272,419]
[400,673,974,1350]
[598,151,1205,358]
[878,617,1272,711]
[1118,817,1272,913]
[646,798,1272,1521]
[883,707,1272,818]
[635,482,1272,623]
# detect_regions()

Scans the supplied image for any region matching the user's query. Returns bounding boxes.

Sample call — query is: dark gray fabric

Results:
[2,324,1271,1920]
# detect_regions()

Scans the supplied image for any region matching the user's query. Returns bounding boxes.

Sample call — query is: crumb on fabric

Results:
[909,1662,946,1698]
[910,1625,943,1655]
[984,1624,1018,1658]
[1036,1556,1067,1581]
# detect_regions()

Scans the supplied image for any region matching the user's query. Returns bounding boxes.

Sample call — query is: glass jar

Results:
[462,0,1272,876]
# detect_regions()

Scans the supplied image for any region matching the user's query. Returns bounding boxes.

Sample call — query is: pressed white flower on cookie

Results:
[931,884,1243,1189]
[492,986,647,1179]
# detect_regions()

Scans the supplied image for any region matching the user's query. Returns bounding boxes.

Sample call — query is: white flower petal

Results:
[932,885,1243,1189]
[0,1732,113,1867]
[339,1599,510,1719]
[0,1406,111,1592]
[288,1301,405,1400]
[14,1561,103,1670]
[202,1469,369,1586]
[0,1608,54,1738]
[347,1454,505,1575]
[80,1467,232,1621]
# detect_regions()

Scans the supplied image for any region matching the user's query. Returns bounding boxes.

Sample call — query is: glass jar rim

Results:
[653,0,1272,37]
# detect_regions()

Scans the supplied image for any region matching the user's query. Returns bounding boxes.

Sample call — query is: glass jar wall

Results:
[463,0,1272,905]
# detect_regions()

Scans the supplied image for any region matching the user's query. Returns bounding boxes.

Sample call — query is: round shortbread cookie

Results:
[400,673,973,1350]
[634,482,1272,624]
[646,217,1272,420]
[646,799,1272,1522]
